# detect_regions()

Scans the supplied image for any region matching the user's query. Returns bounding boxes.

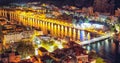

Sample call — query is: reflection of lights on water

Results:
[87,46,90,51]
[97,42,101,51]
[105,39,109,52]
[80,30,85,41]
[105,39,108,46]
[92,44,96,50]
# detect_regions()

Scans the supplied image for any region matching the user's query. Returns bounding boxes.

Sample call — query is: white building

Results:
[4,31,34,44]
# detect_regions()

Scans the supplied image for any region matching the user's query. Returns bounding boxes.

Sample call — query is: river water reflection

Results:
[84,38,120,63]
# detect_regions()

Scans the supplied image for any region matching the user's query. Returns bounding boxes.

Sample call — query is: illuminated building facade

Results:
[0,8,105,41]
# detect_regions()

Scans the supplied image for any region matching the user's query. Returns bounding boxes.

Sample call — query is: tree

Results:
[115,24,120,33]
[16,41,35,58]
[96,57,105,63]
[118,17,120,23]
[110,25,115,32]
[88,51,98,59]
[110,23,120,33]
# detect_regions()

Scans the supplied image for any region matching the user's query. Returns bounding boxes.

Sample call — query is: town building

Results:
[0,51,21,63]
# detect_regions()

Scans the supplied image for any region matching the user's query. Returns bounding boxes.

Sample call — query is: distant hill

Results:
[0,0,94,7]
[0,0,119,10]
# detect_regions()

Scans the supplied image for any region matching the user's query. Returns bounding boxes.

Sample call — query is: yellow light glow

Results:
[77,30,80,40]
[57,25,60,37]
[69,27,72,38]
[73,28,76,40]
[51,23,54,36]
[65,26,67,36]
[48,22,50,30]
[61,25,64,38]
[26,56,30,59]
[54,24,57,36]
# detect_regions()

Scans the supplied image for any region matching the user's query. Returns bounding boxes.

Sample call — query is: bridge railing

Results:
[77,33,113,45]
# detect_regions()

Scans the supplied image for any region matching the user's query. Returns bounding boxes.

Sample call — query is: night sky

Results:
[0,0,119,9]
